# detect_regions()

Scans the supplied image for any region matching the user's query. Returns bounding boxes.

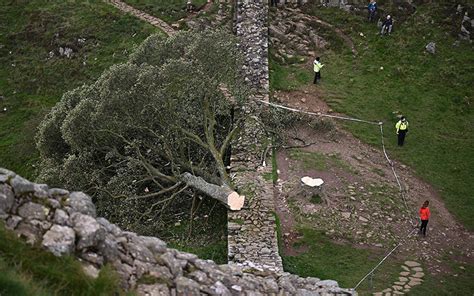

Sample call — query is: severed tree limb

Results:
[180,172,244,210]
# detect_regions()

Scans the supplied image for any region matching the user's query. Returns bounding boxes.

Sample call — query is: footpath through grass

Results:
[274,3,474,230]
[0,0,158,179]
[0,223,124,296]
[122,0,208,23]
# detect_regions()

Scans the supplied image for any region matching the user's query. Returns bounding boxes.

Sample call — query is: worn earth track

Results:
[272,85,474,293]
[106,0,176,36]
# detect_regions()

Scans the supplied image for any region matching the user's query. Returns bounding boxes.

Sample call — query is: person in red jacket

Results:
[419,200,431,236]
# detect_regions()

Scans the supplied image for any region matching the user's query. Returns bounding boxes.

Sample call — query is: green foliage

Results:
[123,0,208,23]
[0,0,157,179]
[0,223,123,296]
[36,29,247,235]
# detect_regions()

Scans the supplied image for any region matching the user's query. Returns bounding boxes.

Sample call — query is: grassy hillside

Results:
[122,0,208,22]
[0,223,124,296]
[274,3,474,230]
[0,0,158,179]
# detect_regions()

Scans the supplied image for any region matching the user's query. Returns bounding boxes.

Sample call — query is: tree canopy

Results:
[36,30,250,233]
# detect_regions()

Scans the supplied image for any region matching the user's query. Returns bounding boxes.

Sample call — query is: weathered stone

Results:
[48,188,69,197]
[81,252,104,265]
[15,221,41,244]
[18,202,48,220]
[98,234,120,262]
[189,270,208,283]
[10,175,35,195]
[33,183,49,199]
[425,42,436,54]
[317,280,339,287]
[6,215,22,229]
[53,209,69,225]
[136,284,170,296]
[126,241,156,263]
[399,276,408,282]
[140,235,167,254]
[412,272,425,278]
[42,225,75,256]
[404,261,420,267]
[0,184,14,214]
[97,217,122,236]
[210,280,232,295]
[175,276,200,294]
[66,192,96,217]
[82,263,100,279]
[160,251,182,277]
[47,198,61,209]
[0,168,16,178]
[71,213,105,249]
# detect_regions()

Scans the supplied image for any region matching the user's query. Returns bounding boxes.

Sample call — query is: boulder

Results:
[17,202,48,220]
[42,225,76,256]
[71,213,105,250]
[10,175,35,195]
[140,235,167,254]
[0,184,14,214]
[66,192,96,217]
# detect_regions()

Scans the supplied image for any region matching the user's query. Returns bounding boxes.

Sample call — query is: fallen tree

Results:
[36,30,250,232]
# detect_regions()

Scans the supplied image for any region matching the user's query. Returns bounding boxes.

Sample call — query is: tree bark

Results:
[180,172,244,210]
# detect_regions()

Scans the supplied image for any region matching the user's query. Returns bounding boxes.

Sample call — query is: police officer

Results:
[313,57,324,84]
[395,116,409,146]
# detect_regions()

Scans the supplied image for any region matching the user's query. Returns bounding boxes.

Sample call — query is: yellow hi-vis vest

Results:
[395,120,409,132]
[314,60,324,72]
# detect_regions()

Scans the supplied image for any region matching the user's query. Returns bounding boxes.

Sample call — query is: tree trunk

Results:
[180,172,245,210]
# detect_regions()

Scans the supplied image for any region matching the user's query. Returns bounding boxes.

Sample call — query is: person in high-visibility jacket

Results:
[313,57,324,84]
[419,200,431,236]
[395,116,409,146]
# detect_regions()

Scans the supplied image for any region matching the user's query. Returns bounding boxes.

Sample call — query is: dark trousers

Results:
[313,71,321,84]
[398,130,407,146]
[419,220,429,236]
[270,0,278,6]
[368,10,376,22]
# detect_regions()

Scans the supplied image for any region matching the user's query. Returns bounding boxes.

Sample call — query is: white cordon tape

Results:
[353,227,419,290]
[258,99,421,289]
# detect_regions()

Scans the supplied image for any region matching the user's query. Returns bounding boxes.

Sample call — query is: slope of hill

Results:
[0,0,158,179]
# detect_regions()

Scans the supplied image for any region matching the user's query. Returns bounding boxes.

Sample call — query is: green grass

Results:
[282,227,402,296]
[272,3,474,230]
[409,253,474,296]
[310,194,322,204]
[269,56,312,91]
[317,5,474,230]
[0,0,158,179]
[122,0,208,23]
[0,223,123,296]
[288,149,328,170]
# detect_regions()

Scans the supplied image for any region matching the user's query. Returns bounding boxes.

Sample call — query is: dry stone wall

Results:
[0,168,354,295]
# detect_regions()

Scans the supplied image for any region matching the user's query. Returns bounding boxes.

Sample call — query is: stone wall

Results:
[234,0,270,98]
[0,168,354,295]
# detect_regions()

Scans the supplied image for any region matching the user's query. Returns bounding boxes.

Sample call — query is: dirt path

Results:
[106,0,176,36]
[272,85,473,279]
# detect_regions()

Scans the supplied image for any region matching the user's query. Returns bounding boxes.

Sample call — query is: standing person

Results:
[395,116,409,146]
[419,200,431,236]
[270,0,279,7]
[313,57,324,84]
[367,0,377,22]
[381,15,393,35]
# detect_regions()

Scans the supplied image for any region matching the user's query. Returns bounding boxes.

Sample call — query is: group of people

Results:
[309,2,430,236]
[367,0,394,35]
